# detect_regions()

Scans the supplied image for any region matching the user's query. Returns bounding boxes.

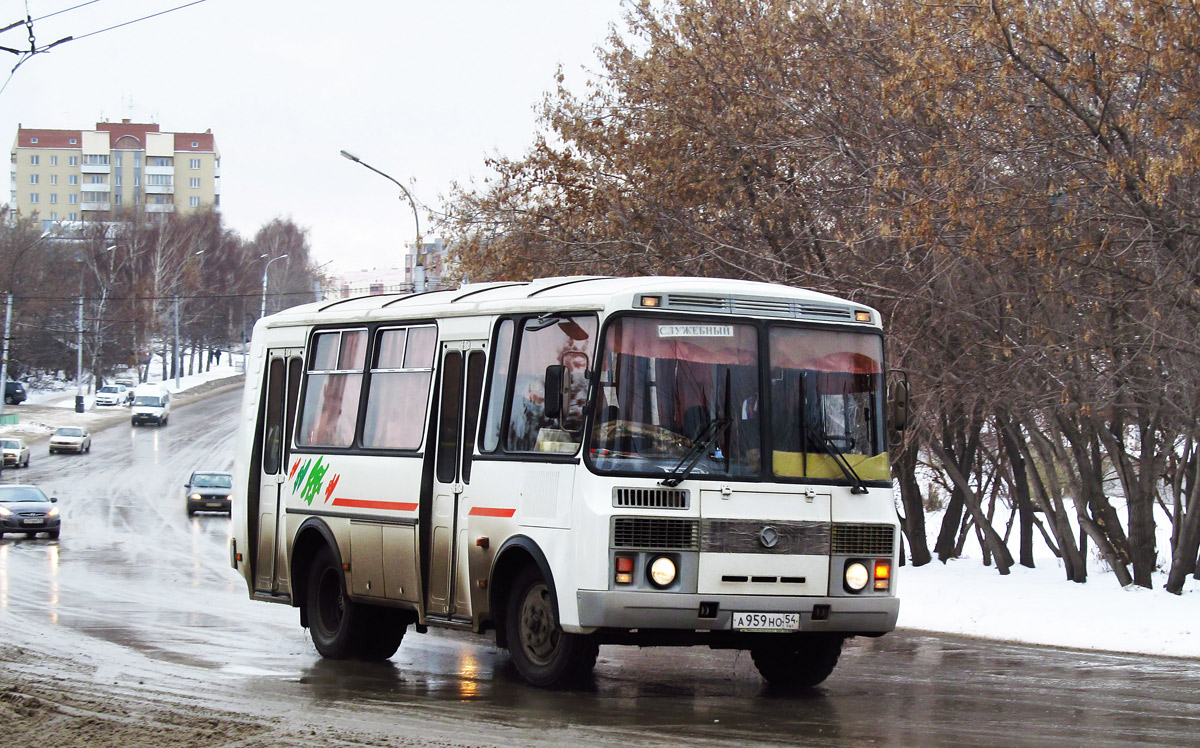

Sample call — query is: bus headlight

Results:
[648,556,677,588]
[844,561,870,592]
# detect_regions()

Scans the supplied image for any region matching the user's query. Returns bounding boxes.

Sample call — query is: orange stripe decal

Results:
[469,506,516,518]
[331,498,418,511]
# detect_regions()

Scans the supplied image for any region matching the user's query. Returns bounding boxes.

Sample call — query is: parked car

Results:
[95,383,131,406]
[4,380,26,405]
[185,471,233,516]
[115,378,135,389]
[131,384,170,426]
[0,484,60,539]
[49,426,91,454]
[1,438,30,468]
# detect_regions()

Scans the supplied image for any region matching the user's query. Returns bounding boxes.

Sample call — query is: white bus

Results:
[231,276,902,689]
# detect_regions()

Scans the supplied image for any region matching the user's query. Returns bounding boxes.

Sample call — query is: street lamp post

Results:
[260,253,289,320]
[339,149,425,292]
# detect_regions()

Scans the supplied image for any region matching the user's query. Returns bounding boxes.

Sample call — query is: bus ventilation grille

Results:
[612,517,699,550]
[612,487,689,510]
[830,524,895,556]
[663,293,857,323]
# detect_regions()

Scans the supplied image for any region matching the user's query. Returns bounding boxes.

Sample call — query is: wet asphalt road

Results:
[1,390,1199,747]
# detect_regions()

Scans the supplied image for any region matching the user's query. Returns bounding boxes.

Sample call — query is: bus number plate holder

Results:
[733,612,800,631]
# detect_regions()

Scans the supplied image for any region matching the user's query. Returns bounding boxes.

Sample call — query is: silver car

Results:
[49,427,91,454]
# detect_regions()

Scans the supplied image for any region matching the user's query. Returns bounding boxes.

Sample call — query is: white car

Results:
[95,384,131,406]
[49,427,91,454]
[1,438,30,468]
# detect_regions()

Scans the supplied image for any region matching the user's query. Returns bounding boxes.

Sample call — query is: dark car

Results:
[4,380,27,405]
[0,484,60,539]
[185,471,233,516]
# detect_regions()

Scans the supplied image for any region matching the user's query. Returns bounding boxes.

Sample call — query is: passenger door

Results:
[424,342,486,620]
[253,348,303,596]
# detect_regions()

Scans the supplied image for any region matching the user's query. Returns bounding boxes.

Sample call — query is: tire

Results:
[85,442,91,453]
[505,564,598,688]
[306,545,372,659]
[48,448,55,455]
[4,395,12,404]
[356,606,408,660]
[186,506,195,518]
[48,529,59,539]
[750,634,845,690]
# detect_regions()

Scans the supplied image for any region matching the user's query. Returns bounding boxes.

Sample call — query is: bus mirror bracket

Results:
[888,370,911,432]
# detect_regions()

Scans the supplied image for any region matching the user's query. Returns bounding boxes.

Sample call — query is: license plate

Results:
[205,502,223,508]
[733,612,800,631]
[23,518,45,526]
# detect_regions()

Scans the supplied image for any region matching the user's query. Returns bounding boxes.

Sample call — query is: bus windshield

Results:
[768,326,889,482]
[587,315,889,483]
[588,315,760,478]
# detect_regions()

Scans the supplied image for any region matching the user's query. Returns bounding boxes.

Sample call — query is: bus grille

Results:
[612,487,689,509]
[612,517,699,550]
[830,524,896,556]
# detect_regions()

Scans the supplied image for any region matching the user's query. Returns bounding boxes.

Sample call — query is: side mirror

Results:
[544,364,566,419]
[888,371,911,432]
[51,497,58,503]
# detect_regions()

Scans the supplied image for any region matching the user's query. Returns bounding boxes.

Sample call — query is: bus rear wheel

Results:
[505,565,598,688]
[750,633,845,690]
[307,545,373,659]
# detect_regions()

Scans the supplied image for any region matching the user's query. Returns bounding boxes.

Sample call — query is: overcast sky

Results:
[1,0,626,273]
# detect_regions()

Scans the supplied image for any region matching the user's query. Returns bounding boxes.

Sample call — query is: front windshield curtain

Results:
[768,326,889,481]
[588,315,760,479]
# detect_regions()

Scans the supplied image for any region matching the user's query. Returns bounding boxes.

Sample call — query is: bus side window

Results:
[505,315,597,454]
[361,325,437,450]
[297,329,366,448]
[480,319,515,453]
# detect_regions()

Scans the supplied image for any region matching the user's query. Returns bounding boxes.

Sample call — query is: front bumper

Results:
[0,515,60,532]
[188,496,232,514]
[132,413,162,424]
[2,454,20,466]
[49,442,83,452]
[575,589,899,635]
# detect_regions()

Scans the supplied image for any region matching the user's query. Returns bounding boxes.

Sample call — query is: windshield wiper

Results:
[806,423,868,494]
[660,416,731,487]
[661,369,732,487]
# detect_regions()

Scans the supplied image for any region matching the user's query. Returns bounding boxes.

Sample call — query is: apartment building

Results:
[9,119,220,228]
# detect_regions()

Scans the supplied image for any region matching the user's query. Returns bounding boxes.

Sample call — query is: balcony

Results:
[81,163,111,174]
[144,203,174,213]
[81,201,111,212]
[81,183,111,192]
[145,165,174,176]
[144,184,174,195]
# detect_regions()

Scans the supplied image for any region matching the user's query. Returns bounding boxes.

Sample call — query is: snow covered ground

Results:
[898,555,1199,659]
[17,354,246,408]
[7,351,1199,661]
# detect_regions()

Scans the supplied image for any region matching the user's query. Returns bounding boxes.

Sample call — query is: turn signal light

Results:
[615,555,635,585]
[874,560,891,590]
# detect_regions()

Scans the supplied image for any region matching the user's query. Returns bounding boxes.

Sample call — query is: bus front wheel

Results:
[750,633,845,690]
[505,565,598,688]
[307,545,372,659]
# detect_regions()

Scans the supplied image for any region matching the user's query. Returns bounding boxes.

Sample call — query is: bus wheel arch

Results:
[488,536,556,650]
[291,518,340,629]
